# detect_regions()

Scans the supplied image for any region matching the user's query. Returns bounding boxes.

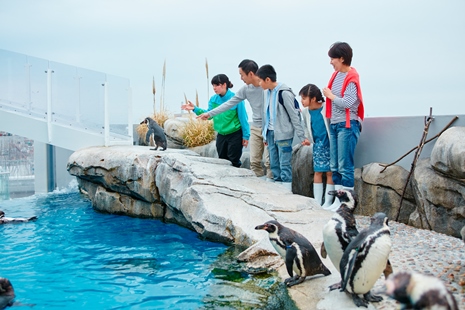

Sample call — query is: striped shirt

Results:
[330,72,360,125]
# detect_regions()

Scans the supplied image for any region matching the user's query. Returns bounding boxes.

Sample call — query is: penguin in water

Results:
[385,271,458,310]
[321,188,360,290]
[339,212,392,308]
[0,210,37,224]
[321,189,393,291]
[0,277,15,309]
[255,220,331,287]
[140,117,167,151]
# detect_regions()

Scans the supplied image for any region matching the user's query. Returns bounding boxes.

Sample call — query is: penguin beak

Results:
[255,224,267,230]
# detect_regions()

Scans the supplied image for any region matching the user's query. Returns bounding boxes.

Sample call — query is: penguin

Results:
[0,210,37,224]
[255,220,331,287]
[140,117,167,151]
[0,277,15,309]
[385,271,458,310]
[339,212,392,308]
[321,189,393,291]
[321,188,360,290]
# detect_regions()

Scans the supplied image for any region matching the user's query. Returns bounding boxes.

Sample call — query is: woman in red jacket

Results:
[323,42,364,211]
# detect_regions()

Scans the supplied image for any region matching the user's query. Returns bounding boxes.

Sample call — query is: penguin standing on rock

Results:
[385,271,458,310]
[321,189,393,291]
[140,117,167,151]
[339,212,392,308]
[321,189,360,290]
[255,220,331,287]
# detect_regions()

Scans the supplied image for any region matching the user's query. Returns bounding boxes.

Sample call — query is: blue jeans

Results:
[329,120,361,187]
[266,130,293,182]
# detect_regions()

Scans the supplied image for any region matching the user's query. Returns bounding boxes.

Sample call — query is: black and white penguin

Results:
[140,117,167,151]
[321,189,359,290]
[0,210,37,224]
[385,271,458,310]
[339,212,392,308]
[0,277,15,309]
[255,220,331,287]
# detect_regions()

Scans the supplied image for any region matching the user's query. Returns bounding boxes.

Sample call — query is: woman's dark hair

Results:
[328,42,353,66]
[238,59,258,75]
[256,64,277,82]
[211,74,233,88]
[299,84,325,103]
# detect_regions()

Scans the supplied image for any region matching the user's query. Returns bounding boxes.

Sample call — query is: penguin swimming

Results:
[255,220,331,287]
[0,277,15,309]
[321,189,359,290]
[339,212,392,308]
[385,271,458,310]
[0,210,37,224]
[140,117,167,151]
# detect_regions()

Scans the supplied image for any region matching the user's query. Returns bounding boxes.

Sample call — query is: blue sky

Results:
[1,0,464,122]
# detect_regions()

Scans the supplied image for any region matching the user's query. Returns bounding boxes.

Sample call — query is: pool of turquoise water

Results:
[0,186,230,309]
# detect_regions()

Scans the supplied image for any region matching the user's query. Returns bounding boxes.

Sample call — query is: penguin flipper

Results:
[285,245,297,278]
[28,216,37,221]
[320,243,327,258]
[145,129,154,144]
[383,259,393,279]
[340,246,360,292]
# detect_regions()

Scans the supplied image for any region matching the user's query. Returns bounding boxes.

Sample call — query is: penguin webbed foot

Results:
[150,147,159,151]
[350,293,369,308]
[363,291,383,303]
[284,275,304,287]
[328,281,341,291]
[284,275,299,284]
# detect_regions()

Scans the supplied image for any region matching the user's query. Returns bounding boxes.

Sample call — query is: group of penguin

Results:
[255,189,459,309]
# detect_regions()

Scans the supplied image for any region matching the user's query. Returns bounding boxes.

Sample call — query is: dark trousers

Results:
[216,129,243,167]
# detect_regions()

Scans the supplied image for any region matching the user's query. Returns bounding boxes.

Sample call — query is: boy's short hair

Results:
[238,59,258,75]
[328,42,353,66]
[256,64,277,82]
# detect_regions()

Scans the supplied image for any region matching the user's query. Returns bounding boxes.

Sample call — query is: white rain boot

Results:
[313,183,324,206]
[328,185,343,211]
[322,184,335,209]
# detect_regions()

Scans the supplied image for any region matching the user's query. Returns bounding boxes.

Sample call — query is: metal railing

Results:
[0,49,133,150]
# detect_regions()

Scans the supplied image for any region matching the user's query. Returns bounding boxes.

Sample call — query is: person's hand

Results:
[301,138,310,146]
[242,139,249,147]
[181,100,195,111]
[323,87,335,101]
[263,141,268,146]
[197,113,210,120]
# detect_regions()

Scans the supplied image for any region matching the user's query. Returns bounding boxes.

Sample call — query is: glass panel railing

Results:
[106,74,131,138]
[0,49,132,146]
[0,50,30,112]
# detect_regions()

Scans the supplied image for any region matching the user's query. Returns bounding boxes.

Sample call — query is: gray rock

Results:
[431,127,465,179]
[410,158,465,237]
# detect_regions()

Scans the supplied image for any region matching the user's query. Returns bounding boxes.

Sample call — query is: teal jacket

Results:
[193,89,250,140]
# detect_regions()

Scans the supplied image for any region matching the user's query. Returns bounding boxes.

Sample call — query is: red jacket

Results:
[325,67,364,128]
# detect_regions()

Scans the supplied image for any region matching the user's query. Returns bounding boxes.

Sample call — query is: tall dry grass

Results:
[180,116,215,148]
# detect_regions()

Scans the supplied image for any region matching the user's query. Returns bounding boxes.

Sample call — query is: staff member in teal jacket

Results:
[182,74,250,167]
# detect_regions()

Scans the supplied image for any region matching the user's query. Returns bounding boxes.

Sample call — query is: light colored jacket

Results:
[262,83,306,143]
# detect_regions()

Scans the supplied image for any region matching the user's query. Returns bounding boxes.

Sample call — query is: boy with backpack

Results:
[256,64,310,190]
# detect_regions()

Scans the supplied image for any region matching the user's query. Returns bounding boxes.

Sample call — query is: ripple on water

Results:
[0,188,296,310]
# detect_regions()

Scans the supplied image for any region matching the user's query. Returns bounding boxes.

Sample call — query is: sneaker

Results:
[266,178,275,183]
